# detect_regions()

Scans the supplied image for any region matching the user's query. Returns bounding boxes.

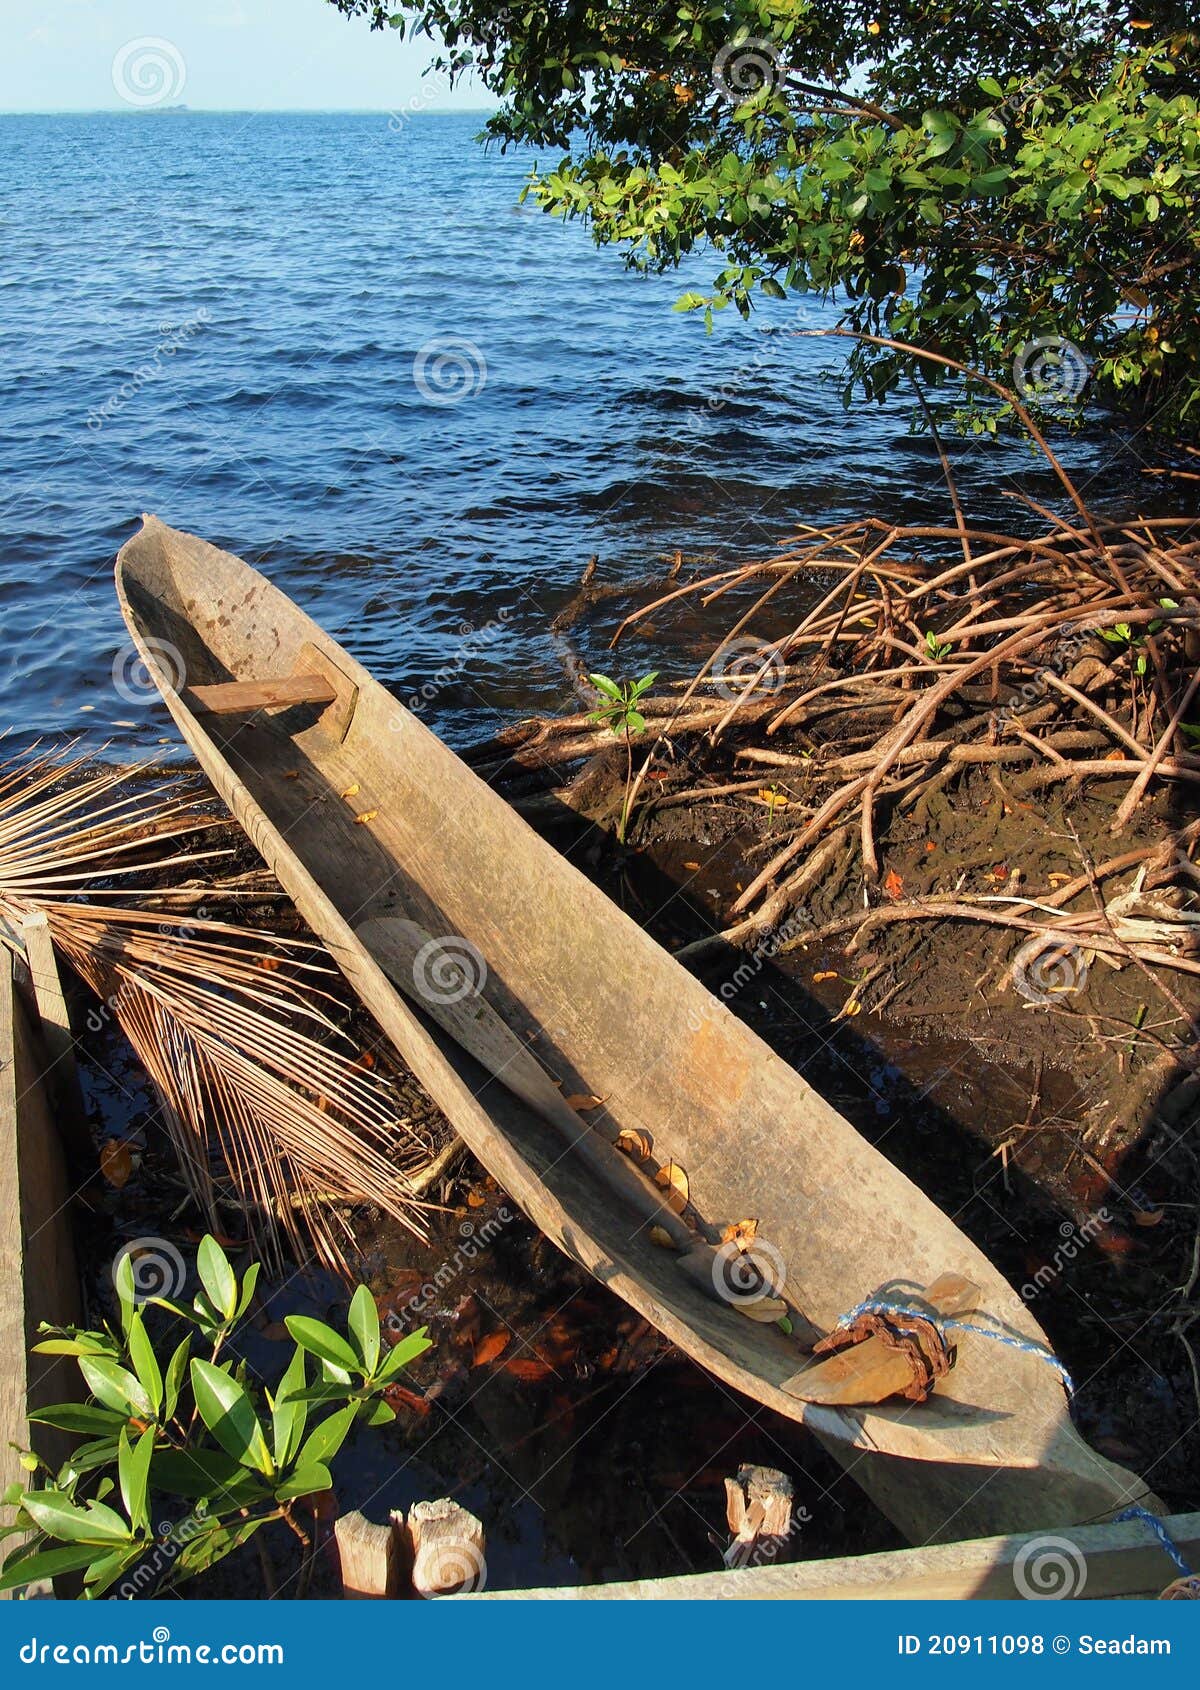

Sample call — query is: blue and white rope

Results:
[1115,1505,1193,1577]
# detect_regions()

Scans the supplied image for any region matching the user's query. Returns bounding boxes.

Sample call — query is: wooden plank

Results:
[1,955,82,1596]
[19,914,87,1152]
[189,672,337,715]
[784,1273,981,1405]
[467,1511,1200,1601]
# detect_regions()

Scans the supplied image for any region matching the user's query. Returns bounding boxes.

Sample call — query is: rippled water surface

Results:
[2,111,1157,751]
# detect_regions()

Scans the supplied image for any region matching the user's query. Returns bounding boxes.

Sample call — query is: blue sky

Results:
[0,0,487,111]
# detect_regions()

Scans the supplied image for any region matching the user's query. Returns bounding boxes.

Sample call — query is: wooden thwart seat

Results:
[189,673,337,715]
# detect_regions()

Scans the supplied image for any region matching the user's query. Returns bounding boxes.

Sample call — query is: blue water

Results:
[0,111,1155,752]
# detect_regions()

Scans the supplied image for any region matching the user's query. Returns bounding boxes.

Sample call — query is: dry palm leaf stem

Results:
[0,744,431,1273]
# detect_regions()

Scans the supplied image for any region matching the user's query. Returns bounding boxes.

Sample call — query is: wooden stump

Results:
[408,1499,487,1597]
[334,1510,399,1599]
[723,1465,794,1569]
[332,1502,485,1599]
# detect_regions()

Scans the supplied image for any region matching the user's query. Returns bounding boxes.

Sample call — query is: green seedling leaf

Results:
[274,1463,333,1503]
[126,1311,163,1414]
[197,1235,238,1323]
[347,1285,381,1376]
[79,1357,152,1421]
[190,1360,274,1477]
[284,1317,361,1374]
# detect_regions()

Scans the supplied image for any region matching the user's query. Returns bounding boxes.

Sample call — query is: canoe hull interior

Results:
[115,516,1155,1544]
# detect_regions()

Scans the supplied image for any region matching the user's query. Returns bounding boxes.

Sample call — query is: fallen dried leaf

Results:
[505,1357,554,1383]
[472,1331,511,1367]
[1132,1208,1165,1228]
[99,1139,135,1189]
[882,868,904,900]
[649,1226,676,1249]
[655,1160,689,1214]
[841,997,862,1018]
[564,1092,606,1111]
[812,970,838,983]
[354,809,378,824]
[616,1127,653,1162]
[683,860,701,871]
[735,1297,788,1323]
[721,1218,759,1250]
[466,1189,487,1209]
[342,783,360,799]
[284,770,300,781]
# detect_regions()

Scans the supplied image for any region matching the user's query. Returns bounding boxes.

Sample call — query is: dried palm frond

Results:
[0,743,431,1273]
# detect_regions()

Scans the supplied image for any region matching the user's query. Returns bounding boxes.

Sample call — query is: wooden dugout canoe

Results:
[116,516,1156,1546]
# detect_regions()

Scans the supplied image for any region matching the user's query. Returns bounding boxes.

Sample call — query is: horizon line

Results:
[0,105,500,117]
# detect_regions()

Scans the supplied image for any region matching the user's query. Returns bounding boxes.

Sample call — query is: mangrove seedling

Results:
[924,630,953,662]
[587,671,658,844]
[0,1238,430,1599]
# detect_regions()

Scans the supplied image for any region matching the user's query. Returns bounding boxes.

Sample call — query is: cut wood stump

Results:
[723,1465,794,1568]
[407,1499,487,1597]
[334,1510,399,1599]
